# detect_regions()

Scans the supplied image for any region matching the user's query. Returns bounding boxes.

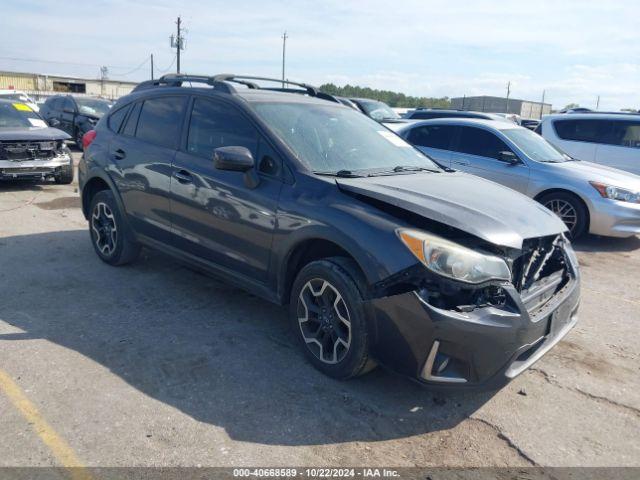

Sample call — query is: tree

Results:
[319,83,451,109]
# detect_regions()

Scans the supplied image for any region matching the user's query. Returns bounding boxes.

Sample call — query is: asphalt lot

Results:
[0,151,639,468]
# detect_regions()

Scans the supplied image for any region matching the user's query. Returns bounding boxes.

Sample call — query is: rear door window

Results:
[135,96,187,149]
[455,126,512,160]
[553,119,610,143]
[122,102,142,137]
[407,125,456,150]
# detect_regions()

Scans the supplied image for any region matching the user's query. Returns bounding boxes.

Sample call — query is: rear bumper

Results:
[0,154,72,180]
[369,271,580,390]
[589,197,640,237]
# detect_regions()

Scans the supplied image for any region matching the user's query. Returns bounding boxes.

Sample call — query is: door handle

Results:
[114,148,126,160]
[173,169,193,183]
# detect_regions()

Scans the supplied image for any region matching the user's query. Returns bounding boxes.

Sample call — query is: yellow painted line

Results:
[0,368,93,480]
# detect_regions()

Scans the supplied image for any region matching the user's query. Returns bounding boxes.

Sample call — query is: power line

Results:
[0,55,150,71]
[155,55,177,74]
[109,57,151,77]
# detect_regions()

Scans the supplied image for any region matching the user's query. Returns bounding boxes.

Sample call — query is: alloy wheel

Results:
[544,199,578,234]
[91,202,118,256]
[297,278,352,364]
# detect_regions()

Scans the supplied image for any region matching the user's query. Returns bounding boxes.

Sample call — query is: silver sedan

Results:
[387,118,640,238]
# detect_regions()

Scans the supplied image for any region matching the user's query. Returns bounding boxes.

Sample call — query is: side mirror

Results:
[214,146,255,171]
[213,146,260,188]
[498,151,520,165]
[48,118,61,127]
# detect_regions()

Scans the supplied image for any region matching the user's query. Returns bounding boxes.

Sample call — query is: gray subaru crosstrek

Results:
[78,74,580,389]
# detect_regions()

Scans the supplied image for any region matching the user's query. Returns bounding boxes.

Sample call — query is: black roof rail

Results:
[132,73,340,104]
[132,74,236,93]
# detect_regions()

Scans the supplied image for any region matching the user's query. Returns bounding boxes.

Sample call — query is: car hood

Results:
[0,127,71,141]
[336,171,567,250]
[548,160,640,191]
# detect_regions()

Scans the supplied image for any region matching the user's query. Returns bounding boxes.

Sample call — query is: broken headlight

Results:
[398,229,511,284]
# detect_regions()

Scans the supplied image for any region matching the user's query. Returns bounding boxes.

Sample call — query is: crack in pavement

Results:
[468,417,538,466]
[529,367,640,418]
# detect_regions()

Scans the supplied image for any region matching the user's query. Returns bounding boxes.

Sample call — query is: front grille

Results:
[512,235,570,314]
[0,141,57,161]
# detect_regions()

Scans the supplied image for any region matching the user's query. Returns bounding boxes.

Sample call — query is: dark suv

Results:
[41,95,112,149]
[78,74,580,388]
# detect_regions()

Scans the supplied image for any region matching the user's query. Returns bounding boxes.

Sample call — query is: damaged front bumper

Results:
[368,248,580,390]
[0,153,72,180]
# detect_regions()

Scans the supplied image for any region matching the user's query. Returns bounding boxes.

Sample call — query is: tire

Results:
[89,190,140,265]
[54,161,74,184]
[538,191,588,239]
[75,129,84,151]
[289,257,376,380]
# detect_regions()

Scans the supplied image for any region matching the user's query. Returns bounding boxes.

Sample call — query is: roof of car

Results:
[542,112,640,122]
[389,117,521,132]
[128,73,345,108]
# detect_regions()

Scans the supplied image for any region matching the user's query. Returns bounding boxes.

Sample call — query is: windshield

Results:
[253,102,441,174]
[75,98,112,117]
[357,100,400,121]
[501,127,571,162]
[0,102,47,128]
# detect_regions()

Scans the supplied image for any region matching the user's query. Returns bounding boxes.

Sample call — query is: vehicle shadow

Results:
[573,234,640,253]
[0,180,46,191]
[0,230,495,446]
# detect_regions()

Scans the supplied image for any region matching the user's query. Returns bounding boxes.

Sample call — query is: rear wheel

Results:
[539,191,588,238]
[289,257,376,380]
[89,190,140,265]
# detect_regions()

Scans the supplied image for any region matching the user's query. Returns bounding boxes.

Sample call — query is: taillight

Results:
[82,130,97,150]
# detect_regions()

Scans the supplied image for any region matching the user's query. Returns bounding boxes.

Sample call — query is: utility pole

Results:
[150,54,154,80]
[541,89,546,119]
[100,66,108,98]
[281,31,288,88]
[170,16,185,74]
[596,95,600,110]
[505,81,511,113]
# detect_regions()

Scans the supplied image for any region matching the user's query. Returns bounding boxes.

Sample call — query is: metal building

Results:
[0,70,137,101]
[450,95,552,119]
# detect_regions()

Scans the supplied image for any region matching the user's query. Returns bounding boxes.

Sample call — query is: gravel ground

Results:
[0,152,638,468]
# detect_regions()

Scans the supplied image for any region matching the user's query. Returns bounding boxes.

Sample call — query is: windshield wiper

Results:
[313,169,364,178]
[367,165,440,176]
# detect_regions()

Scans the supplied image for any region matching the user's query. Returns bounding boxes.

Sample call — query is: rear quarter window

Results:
[107,104,130,133]
[553,119,610,143]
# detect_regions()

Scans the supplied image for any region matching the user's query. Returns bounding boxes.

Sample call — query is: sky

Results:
[1,0,639,110]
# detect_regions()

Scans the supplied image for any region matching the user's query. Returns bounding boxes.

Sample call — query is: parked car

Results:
[0,99,73,183]
[538,113,640,176]
[404,108,511,122]
[0,89,39,112]
[349,97,403,122]
[335,96,360,111]
[559,107,593,114]
[79,73,579,388]
[389,118,640,238]
[40,95,112,149]
[519,118,541,131]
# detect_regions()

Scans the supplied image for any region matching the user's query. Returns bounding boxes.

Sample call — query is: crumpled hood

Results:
[0,127,71,141]
[336,171,567,249]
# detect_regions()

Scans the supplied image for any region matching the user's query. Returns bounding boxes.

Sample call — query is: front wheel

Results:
[539,191,588,239]
[89,190,140,265]
[289,257,376,380]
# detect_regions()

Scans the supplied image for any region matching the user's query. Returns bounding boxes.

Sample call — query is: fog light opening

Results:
[421,340,468,384]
